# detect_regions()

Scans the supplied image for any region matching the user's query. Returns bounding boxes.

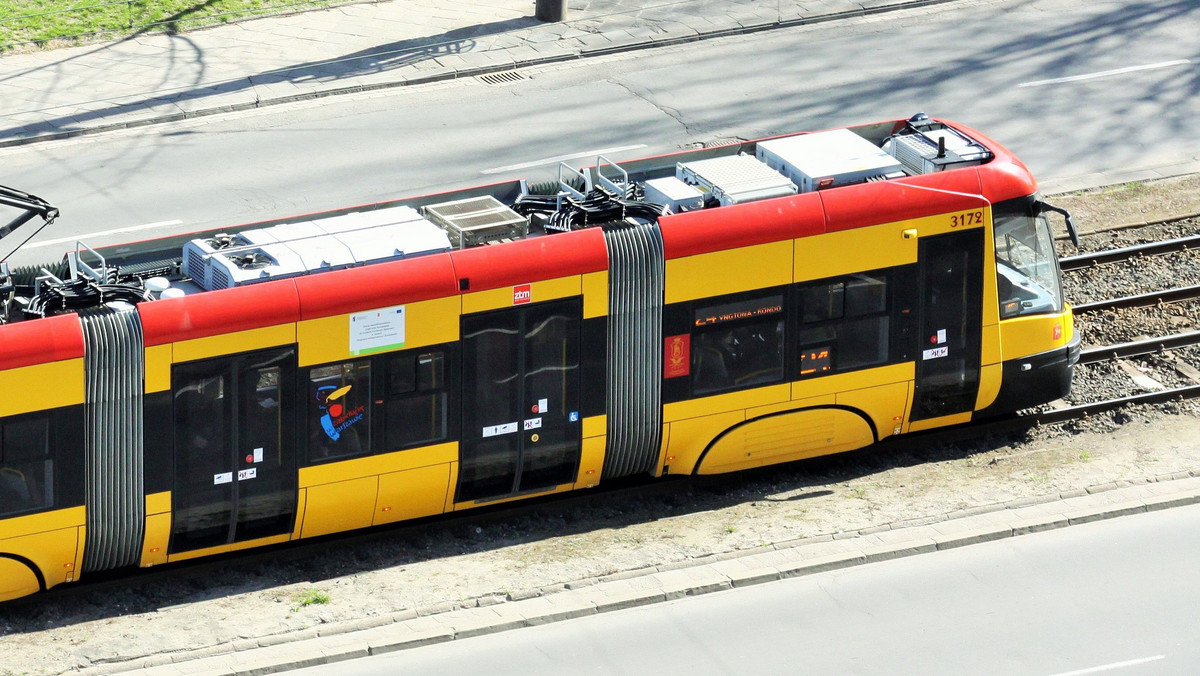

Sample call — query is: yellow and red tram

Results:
[0,114,1078,602]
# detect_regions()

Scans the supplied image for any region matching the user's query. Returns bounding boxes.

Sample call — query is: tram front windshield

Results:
[993,199,1063,318]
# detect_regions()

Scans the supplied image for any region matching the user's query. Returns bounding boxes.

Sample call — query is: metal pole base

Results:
[535,0,567,22]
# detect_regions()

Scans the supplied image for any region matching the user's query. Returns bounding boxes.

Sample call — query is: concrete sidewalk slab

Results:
[92,472,1200,675]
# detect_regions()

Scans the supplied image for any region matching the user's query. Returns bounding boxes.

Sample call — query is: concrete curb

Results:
[0,0,961,149]
[87,471,1200,675]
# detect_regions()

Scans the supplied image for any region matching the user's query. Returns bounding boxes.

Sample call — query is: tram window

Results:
[307,361,372,463]
[797,272,891,377]
[382,351,449,451]
[839,316,890,369]
[800,283,843,322]
[0,417,52,517]
[845,274,887,315]
[691,293,785,396]
[994,199,1064,318]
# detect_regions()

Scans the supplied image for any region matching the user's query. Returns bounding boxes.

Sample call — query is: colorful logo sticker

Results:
[316,384,365,441]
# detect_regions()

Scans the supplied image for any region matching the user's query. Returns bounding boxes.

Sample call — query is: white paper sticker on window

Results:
[253,447,264,463]
[349,304,406,356]
[923,346,949,360]
[524,417,543,430]
[482,422,519,438]
[936,329,947,344]
[213,472,233,485]
[238,468,257,481]
[537,398,549,414]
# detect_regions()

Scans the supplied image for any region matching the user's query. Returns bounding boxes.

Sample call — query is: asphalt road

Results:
[1,0,1196,267]
[294,502,1200,676]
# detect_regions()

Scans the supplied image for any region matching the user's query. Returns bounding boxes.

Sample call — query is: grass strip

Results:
[0,0,344,50]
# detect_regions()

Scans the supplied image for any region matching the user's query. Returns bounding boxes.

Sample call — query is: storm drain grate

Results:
[477,70,527,86]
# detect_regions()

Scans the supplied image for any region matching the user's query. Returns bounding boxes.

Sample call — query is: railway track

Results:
[1059,233,1200,271]
[1072,284,1200,313]
[1040,217,1200,426]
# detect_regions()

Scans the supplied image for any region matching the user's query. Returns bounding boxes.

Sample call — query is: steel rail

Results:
[1060,234,1200,271]
[910,383,1200,446]
[1078,330,1200,365]
[1028,384,1200,425]
[1071,284,1200,313]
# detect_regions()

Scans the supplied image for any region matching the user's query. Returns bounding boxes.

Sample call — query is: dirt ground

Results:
[2,174,1200,676]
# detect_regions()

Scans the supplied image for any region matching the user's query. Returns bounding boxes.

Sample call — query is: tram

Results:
[0,114,1078,602]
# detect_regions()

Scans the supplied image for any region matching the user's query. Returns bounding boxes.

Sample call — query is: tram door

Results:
[458,299,582,503]
[911,230,984,421]
[170,347,297,553]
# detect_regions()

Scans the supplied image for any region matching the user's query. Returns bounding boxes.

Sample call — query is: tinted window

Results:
[691,293,785,396]
[383,350,450,451]
[797,272,891,377]
[0,417,52,517]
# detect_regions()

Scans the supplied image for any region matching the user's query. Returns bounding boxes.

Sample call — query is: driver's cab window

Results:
[994,197,1064,318]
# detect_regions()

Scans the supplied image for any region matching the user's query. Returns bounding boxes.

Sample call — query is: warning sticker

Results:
[483,422,519,438]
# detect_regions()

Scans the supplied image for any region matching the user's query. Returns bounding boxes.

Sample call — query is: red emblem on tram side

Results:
[664,334,690,378]
[513,284,532,305]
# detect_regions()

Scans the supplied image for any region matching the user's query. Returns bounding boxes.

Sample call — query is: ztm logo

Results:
[513,284,532,305]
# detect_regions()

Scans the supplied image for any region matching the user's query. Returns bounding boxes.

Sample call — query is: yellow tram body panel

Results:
[0,557,41,602]
[575,435,606,489]
[172,324,296,364]
[376,464,454,526]
[297,443,457,537]
[665,365,916,476]
[663,410,746,477]
[666,241,793,304]
[462,275,582,315]
[664,384,792,423]
[139,492,172,568]
[0,359,84,417]
[144,344,173,394]
[999,308,1074,361]
[0,506,85,600]
[582,271,608,319]
[795,220,919,282]
[836,380,912,440]
[696,407,876,475]
[298,295,461,367]
[974,363,1004,412]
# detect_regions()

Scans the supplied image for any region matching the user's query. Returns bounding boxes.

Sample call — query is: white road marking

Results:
[1046,655,1167,676]
[480,144,648,175]
[24,219,184,248]
[1018,60,1191,87]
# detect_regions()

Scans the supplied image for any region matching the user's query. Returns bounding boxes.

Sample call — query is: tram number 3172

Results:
[950,210,984,228]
